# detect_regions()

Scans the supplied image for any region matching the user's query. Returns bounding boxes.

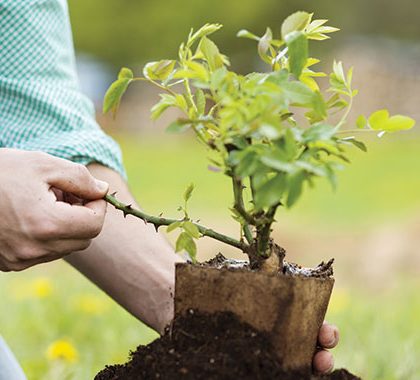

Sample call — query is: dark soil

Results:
[95,311,360,380]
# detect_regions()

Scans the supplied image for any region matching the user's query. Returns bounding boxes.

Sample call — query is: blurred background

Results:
[1,0,420,379]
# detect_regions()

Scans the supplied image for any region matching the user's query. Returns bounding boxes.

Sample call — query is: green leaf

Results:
[258,27,273,64]
[285,31,308,78]
[281,11,312,40]
[151,94,187,120]
[190,24,223,43]
[237,29,260,41]
[254,174,287,209]
[286,171,306,208]
[167,221,182,233]
[183,221,201,239]
[103,77,132,117]
[303,124,336,143]
[344,138,367,152]
[143,60,176,81]
[175,232,197,262]
[368,110,415,132]
[356,115,367,129]
[166,120,191,134]
[195,89,206,114]
[281,81,314,105]
[199,37,224,71]
[118,67,134,80]
[233,150,260,178]
[260,154,294,173]
[184,183,194,202]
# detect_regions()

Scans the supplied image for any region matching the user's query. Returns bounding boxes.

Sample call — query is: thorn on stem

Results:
[111,191,117,197]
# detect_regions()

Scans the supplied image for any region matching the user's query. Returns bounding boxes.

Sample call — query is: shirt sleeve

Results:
[0,0,126,178]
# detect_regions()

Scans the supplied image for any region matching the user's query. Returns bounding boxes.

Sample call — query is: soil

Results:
[95,311,360,380]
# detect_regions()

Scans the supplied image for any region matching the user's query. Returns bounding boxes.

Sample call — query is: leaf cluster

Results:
[104,12,415,258]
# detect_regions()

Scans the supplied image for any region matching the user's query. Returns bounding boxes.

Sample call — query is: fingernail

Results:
[96,179,109,192]
[325,330,336,347]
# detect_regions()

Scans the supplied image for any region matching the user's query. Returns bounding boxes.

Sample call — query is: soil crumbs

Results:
[96,311,360,380]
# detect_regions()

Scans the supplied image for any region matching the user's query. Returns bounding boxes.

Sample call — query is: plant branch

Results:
[256,203,280,256]
[231,177,255,244]
[104,194,248,252]
[133,77,177,96]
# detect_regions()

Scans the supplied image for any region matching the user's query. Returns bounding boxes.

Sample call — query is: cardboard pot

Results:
[175,262,334,373]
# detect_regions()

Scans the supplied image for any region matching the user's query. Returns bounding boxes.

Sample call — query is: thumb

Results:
[46,159,109,200]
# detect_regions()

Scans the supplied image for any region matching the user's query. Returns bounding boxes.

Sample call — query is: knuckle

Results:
[15,245,43,261]
[28,220,59,240]
[74,164,90,180]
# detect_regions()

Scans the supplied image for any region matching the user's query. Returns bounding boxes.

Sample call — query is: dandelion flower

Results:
[46,339,79,363]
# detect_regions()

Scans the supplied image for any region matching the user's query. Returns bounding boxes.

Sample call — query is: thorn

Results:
[142,218,147,225]
[159,212,163,217]
[153,224,160,232]
[111,191,117,197]
[127,204,132,209]
[196,219,200,223]
[123,211,128,218]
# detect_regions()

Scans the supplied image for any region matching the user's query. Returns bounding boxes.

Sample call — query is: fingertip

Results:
[95,179,109,196]
[319,322,339,348]
[313,349,334,375]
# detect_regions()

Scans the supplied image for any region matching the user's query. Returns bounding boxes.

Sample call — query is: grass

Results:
[1,131,420,379]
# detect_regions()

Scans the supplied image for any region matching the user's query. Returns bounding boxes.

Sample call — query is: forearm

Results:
[65,164,182,334]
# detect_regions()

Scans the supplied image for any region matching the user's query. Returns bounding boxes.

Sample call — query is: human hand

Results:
[0,149,109,271]
[313,321,340,374]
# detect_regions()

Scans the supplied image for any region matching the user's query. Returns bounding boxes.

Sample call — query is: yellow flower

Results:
[32,277,53,298]
[73,294,109,315]
[46,339,79,363]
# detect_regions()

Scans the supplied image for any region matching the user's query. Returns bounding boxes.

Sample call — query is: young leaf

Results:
[166,120,191,134]
[195,89,206,114]
[190,24,223,44]
[143,60,176,81]
[344,138,367,152]
[118,67,134,80]
[285,31,308,78]
[368,110,415,132]
[254,174,287,209]
[184,183,195,202]
[281,81,314,106]
[167,221,182,233]
[103,77,132,117]
[356,114,367,129]
[175,232,197,262]
[281,11,312,40]
[199,37,224,71]
[258,27,273,64]
[286,171,306,208]
[237,29,260,41]
[183,221,201,239]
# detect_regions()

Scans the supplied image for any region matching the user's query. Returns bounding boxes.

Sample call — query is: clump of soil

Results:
[95,311,360,380]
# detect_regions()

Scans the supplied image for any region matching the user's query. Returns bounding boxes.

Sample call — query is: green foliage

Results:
[104,12,415,258]
[103,67,133,117]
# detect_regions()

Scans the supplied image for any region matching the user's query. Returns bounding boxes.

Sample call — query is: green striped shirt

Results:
[0,0,125,177]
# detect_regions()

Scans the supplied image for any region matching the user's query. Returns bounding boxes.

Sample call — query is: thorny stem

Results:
[256,203,280,256]
[231,177,255,244]
[104,194,248,252]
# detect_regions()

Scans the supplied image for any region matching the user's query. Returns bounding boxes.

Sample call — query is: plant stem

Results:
[256,203,279,256]
[104,194,248,252]
[133,77,177,96]
[231,177,255,244]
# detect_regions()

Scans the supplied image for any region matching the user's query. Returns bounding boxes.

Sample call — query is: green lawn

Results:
[1,131,419,379]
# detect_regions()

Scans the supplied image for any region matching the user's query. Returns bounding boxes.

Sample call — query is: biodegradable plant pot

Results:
[175,262,334,373]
